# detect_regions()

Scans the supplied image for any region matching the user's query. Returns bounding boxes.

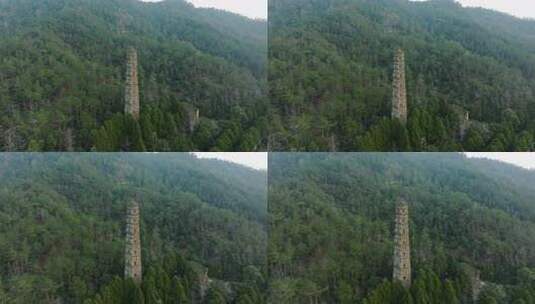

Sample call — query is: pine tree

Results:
[335,280,353,304]
[169,277,188,303]
[123,115,146,151]
[443,280,459,304]
[143,277,161,304]
[205,286,227,304]
[139,112,156,151]
[410,274,430,304]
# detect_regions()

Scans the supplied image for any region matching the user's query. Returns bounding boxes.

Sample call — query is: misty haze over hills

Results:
[0,0,268,152]
[268,0,535,152]
[142,0,268,19]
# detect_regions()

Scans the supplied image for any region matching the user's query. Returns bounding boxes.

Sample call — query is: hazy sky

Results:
[192,153,535,171]
[465,153,535,170]
[141,0,533,21]
[458,0,535,19]
[413,0,535,19]
[192,153,267,170]
[141,0,267,19]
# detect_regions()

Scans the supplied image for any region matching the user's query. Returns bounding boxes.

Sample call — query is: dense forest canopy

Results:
[268,153,535,303]
[268,0,535,151]
[0,153,267,303]
[0,0,268,151]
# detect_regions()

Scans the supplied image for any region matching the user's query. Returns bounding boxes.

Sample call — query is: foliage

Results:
[0,0,267,151]
[268,153,535,303]
[268,0,535,151]
[0,153,267,303]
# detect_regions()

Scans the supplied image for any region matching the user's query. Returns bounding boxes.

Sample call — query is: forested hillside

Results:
[268,0,535,151]
[0,0,268,151]
[0,153,267,303]
[268,153,535,303]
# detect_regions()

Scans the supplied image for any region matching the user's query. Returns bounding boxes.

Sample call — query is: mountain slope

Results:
[0,153,267,303]
[0,0,268,151]
[268,153,535,303]
[268,0,535,151]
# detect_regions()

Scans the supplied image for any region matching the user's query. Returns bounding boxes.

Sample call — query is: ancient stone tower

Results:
[393,199,411,288]
[125,47,140,120]
[392,48,408,125]
[125,200,142,284]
